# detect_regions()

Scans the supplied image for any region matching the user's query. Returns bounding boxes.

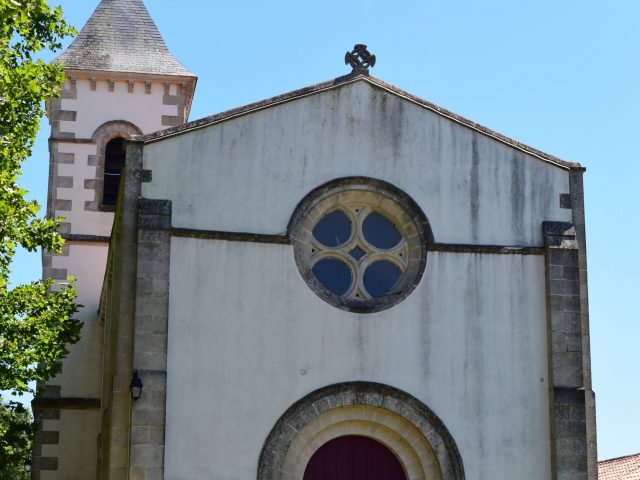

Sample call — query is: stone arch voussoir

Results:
[257,382,465,480]
[86,120,143,212]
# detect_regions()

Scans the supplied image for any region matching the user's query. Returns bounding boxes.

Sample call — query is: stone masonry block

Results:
[40,385,61,398]
[131,426,150,445]
[552,332,581,354]
[139,214,171,230]
[55,152,75,164]
[34,456,58,470]
[557,473,587,480]
[43,267,68,280]
[37,431,60,445]
[567,333,582,353]
[136,277,154,296]
[562,266,579,281]
[147,426,165,445]
[555,388,585,406]
[554,312,582,335]
[548,265,564,280]
[161,115,182,127]
[544,221,577,237]
[557,437,587,457]
[55,199,72,211]
[548,249,579,267]
[134,372,166,392]
[53,109,76,121]
[141,393,167,412]
[557,454,588,472]
[550,279,580,296]
[560,193,573,209]
[563,295,581,313]
[556,404,586,425]
[552,332,569,353]
[550,294,581,314]
[60,89,77,99]
[140,260,169,280]
[130,444,164,468]
[553,353,583,387]
[556,420,587,439]
[139,199,171,216]
[137,242,166,260]
[134,315,167,335]
[547,236,579,249]
[129,466,145,480]
[138,229,171,244]
[136,296,168,317]
[56,176,74,188]
[135,334,167,357]
[162,95,181,105]
[133,407,165,428]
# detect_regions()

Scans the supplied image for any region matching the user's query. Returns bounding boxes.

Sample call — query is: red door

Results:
[303,435,407,480]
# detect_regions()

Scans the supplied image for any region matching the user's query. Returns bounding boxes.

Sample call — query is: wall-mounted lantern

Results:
[129,370,143,401]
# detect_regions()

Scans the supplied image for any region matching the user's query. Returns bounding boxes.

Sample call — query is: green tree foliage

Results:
[0,401,33,479]
[0,0,80,394]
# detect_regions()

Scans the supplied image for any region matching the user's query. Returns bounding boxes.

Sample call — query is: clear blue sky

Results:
[11,0,639,461]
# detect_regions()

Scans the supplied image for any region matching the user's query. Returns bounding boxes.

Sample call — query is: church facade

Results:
[32,1,597,479]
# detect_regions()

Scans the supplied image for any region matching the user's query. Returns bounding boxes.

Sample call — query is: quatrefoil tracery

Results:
[310,205,408,301]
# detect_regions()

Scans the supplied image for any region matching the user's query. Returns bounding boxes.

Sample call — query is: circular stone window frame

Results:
[257,382,465,480]
[289,177,433,313]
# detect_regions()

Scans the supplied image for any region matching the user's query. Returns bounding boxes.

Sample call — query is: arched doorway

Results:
[303,435,407,480]
[258,382,465,480]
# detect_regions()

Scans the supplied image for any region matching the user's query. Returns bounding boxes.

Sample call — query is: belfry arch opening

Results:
[103,137,126,206]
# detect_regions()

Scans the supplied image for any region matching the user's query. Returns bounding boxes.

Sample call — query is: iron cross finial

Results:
[345,44,376,74]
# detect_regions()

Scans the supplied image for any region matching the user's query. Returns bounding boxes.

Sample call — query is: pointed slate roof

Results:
[57,0,194,77]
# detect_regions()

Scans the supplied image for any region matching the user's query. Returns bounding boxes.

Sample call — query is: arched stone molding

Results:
[85,120,143,212]
[288,177,434,313]
[257,382,465,480]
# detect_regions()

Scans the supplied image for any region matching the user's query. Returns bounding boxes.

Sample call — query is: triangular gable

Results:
[140,74,581,170]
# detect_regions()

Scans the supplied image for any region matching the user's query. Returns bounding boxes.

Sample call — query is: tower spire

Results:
[57,0,194,77]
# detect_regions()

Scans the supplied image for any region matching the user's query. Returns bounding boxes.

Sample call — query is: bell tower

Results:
[32,1,196,478]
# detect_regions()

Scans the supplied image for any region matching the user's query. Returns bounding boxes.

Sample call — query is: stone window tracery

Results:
[291,178,430,313]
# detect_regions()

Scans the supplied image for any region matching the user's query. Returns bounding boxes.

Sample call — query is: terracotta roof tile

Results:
[599,453,640,480]
[57,0,194,77]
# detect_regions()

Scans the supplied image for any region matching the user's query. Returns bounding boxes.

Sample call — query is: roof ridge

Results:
[56,0,195,77]
[600,452,640,464]
[139,74,581,170]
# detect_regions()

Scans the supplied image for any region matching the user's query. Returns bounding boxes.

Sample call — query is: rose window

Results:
[291,182,427,312]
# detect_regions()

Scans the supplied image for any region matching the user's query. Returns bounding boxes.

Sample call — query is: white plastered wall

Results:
[165,242,551,479]
[143,80,572,246]
[59,77,178,139]
[139,80,572,479]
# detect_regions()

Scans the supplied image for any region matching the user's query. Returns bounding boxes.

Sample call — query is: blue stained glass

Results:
[362,212,401,249]
[313,210,351,247]
[349,246,367,261]
[363,261,401,298]
[312,258,352,296]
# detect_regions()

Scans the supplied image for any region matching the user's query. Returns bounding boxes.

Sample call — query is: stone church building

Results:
[32,0,597,479]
